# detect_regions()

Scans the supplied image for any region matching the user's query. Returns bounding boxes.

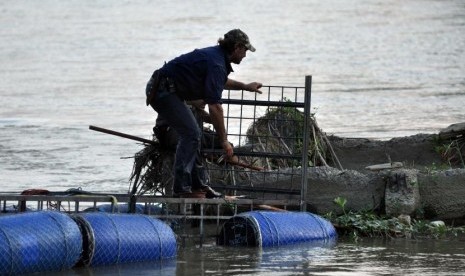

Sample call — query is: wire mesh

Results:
[204,79,312,203]
[73,213,177,267]
[0,211,82,275]
[218,211,336,247]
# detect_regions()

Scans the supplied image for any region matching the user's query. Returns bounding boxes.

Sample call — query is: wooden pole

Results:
[89,125,156,145]
[89,125,263,171]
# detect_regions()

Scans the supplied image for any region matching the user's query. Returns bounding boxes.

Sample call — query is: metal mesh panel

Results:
[218,211,336,247]
[203,79,312,204]
[74,213,176,267]
[0,211,82,275]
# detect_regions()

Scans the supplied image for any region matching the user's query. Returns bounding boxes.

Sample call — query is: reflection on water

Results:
[21,234,465,275]
[174,237,465,275]
[176,239,337,275]
[43,259,177,276]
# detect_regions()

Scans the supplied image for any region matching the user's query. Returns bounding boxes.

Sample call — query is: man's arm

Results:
[208,103,233,157]
[225,78,263,94]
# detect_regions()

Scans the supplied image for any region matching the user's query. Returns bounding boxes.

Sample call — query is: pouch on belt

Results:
[145,69,161,106]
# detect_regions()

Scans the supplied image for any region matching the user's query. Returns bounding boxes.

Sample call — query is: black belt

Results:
[146,71,176,106]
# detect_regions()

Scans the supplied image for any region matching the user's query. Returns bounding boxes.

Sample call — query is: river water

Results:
[1,0,465,275]
[47,237,465,275]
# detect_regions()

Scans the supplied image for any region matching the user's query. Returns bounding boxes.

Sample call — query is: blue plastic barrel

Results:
[218,211,337,247]
[73,213,177,267]
[0,211,82,275]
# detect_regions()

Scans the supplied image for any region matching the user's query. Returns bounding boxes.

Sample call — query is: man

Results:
[146,29,262,198]
[153,100,222,152]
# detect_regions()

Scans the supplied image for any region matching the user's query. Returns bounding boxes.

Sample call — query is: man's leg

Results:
[151,92,201,195]
[190,153,223,198]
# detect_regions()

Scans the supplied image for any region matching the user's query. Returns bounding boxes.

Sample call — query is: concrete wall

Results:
[300,167,465,222]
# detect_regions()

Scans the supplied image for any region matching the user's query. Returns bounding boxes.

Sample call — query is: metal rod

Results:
[199,203,204,247]
[300,75,312,212]
[209,184,300,194]
[222,99,305,108]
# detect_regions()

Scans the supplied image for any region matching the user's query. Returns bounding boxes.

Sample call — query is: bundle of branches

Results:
[129,141,174,196]
[129,132,234,196]
[244,105,342,170]
[437,123,465,168]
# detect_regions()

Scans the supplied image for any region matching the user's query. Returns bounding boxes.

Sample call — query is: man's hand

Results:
[244,82,263,94]
[221,140,234,157]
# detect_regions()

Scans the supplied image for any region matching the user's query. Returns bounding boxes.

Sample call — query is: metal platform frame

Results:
[0,194,301,246]
[0,76,312,245]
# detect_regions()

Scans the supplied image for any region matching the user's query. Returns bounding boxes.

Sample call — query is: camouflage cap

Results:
[224,29,256,52]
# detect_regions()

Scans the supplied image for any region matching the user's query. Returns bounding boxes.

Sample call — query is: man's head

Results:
[218,29,255,64]
[223,29,256,52]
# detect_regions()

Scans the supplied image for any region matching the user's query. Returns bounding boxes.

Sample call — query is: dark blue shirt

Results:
[160,45,233,104]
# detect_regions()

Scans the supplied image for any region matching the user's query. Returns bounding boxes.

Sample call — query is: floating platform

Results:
[0,192,302,246]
